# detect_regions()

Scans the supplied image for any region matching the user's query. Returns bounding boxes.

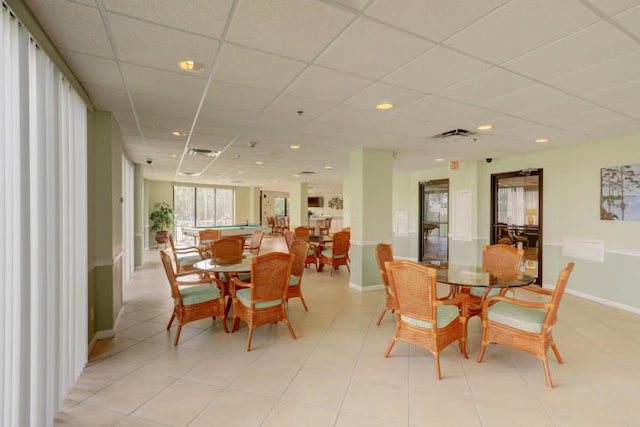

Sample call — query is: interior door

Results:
[491,170,542,284]
[419,179,449,265]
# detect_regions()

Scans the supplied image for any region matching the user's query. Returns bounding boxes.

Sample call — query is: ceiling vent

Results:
[431,129,477,140]
[300,171,315,175]
[187,148,219,157]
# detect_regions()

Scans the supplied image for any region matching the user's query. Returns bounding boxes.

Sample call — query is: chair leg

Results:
[376,308,387,326]
[384,337,397,357]
[166,311,176,329]
[246,326,254,351]
[299,295,309,311]
[174,323,183,346]
[541,357,554,388]
[549,336,564,364]
[285,319,297,339]
[434,354,442,380]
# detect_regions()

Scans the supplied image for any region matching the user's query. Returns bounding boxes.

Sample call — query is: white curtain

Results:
[123,156,135,287]
[1,4,88,426]
[497,187,539,226]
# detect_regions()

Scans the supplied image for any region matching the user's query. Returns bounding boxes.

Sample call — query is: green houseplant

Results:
[149,201,174,244]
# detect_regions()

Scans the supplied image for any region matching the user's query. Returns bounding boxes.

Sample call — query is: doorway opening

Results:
[491,170,542,284]
[419,179,449,265]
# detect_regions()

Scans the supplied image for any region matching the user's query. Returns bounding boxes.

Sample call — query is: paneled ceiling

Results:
[20,0,640,191]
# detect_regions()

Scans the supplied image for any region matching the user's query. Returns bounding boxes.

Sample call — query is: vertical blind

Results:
[1,4,88,426]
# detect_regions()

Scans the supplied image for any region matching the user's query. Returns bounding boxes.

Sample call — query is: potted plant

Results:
[149,201,173,245]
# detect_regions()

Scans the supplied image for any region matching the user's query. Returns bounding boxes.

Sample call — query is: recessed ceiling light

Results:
[324,166,332,170]
[293,174,300,178]
[171,153,178,158]
[376,103,393,110]
[535,138,549,143]
[179,171,201,176]
[477,125,493,130]
[237,171,244,174]
[178,60,205,72]
[172,130,187,137]
[290,145,301,149]
[255,161,264,165]
[435,158,445,162]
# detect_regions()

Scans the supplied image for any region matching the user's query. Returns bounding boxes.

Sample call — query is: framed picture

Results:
[600,163,640,221]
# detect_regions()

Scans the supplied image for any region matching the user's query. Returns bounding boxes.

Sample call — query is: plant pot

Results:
[155,231,168,245]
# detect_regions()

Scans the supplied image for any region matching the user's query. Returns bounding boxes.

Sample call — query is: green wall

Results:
[392,132,640,311]
[87,110,124,343]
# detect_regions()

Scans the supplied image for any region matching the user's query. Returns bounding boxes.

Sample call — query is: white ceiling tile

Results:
[515,98,600,127]
[343,83,426,111]
[262,94,334,120]
[365,0,509,42]
[203,81,279,111]
[103,0,233,39]
[315,17,433,79]
[549,50,640,95]
[384,46,492,94]
[585,80,640,118]
[315,105,379,127]
[584,0,640,16]
[297,121,356,138]
[613,5,640,38]
[482,84,575,115]
[504,22,639,82]
[82,84,135,124]
[438,68,536,105]
[198,104,260,126]
[213,44,306,92]
[226,0,354,61]
[121,63,207,100]
[108,13,219,73]
[59,49,123,90]
[25,0,113,57]
[285,66,373,103]
[580,116,640,138]
[444,0,599,64]
[392,96,470,123]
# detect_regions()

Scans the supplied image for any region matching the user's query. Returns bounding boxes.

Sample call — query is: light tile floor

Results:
[55,236,640,426]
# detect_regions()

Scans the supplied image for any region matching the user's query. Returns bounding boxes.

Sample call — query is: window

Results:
[274,197,289,216]
[173,186,235,241]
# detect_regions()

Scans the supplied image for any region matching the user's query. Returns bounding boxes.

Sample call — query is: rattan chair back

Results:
[294,226,309,240]
[211,237,243,263]
[283,229,295,251]
[374,243,395,325]
[247,230,264,255]
[482,244,524,275]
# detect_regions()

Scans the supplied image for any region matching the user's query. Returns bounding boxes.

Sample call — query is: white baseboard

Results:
[349,282,384,292]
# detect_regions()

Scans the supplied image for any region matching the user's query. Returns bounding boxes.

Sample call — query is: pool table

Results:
[182,224,269,244]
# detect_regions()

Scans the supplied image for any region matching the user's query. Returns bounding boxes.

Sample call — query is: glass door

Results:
[419,179,449,265]
[491,170,542,284]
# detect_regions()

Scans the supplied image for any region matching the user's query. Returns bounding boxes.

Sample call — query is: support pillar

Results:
[349,148,393,291]
[289,182,309,229]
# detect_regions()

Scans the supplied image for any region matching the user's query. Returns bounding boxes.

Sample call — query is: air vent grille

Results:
[431,129,477,139]
[187,148,219,157]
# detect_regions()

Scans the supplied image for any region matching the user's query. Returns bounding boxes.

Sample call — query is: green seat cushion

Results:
[400,305,459,329]
[470,287,501,298]
[321,248,346,259]
[236,288,282,309]
[487,301,548,333]
[289,275,300,286]
[307,248,316,256]
[237,273,251,282]
[177,254,202,266]
[178,284,221,306]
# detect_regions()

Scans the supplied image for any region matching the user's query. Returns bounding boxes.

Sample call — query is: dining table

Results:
[193,254,256,314]
[427,263,536,312]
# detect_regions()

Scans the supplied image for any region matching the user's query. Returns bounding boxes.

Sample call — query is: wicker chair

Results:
[319,217,332,236]
[267,216,275,234]
[461,244,524,319]
[374,243,395,326]
[168,235,204,274]
[477,262,575,387]
[384,261,469,379]
[287,240,310,311]
[245,229,264,255]
[160,250,227,345]
[293,226,309,240]
[283,229,295,252]
[318,230,350,276]
[230,252,296,351]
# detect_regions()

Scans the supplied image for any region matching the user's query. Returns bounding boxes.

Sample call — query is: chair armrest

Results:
[175,276,221,287]
[483,294,550,311]
[174,246,202,255]
[436,293,470,316]
[519,285,553,296]
[230,277,253,297]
